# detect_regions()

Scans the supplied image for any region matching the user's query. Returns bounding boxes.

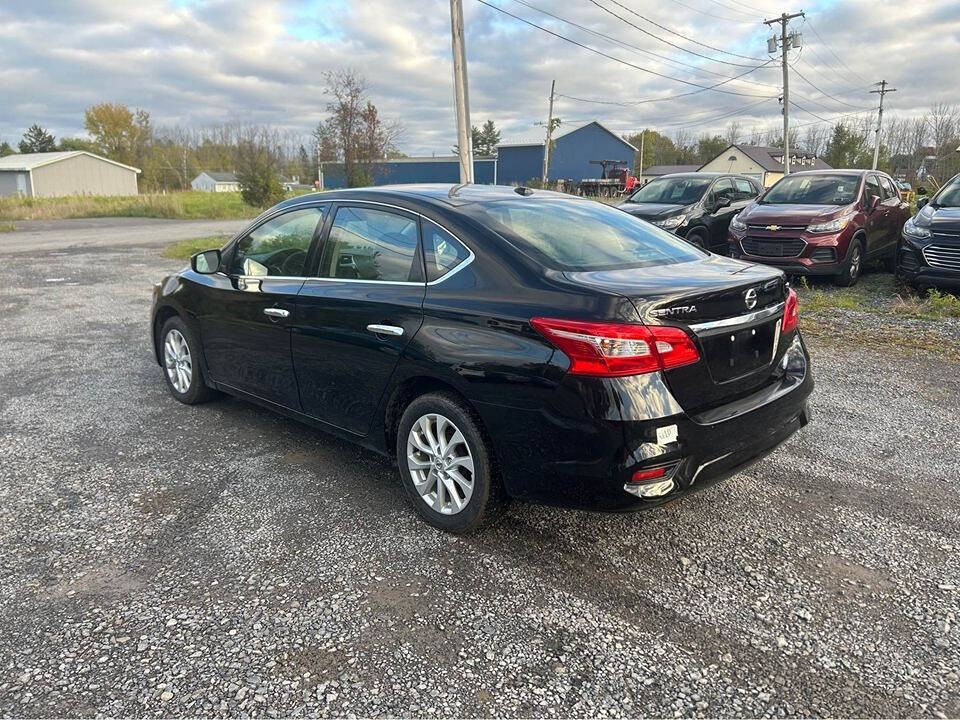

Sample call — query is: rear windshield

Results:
[761,174,861,205]
[468,198,705,271]
[626,176,711,205]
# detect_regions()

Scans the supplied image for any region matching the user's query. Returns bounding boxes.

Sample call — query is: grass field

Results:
[0,191,266,222]
[162,235,231,261]
[0,221,15,233]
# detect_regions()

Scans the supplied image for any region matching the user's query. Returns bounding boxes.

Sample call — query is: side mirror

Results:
[191,249,221,274]
[917,196,929,210]
[711,196,732,213]
[868,195,881,212]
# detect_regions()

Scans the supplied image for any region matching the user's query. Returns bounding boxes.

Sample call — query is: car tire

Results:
[396,392,506,533]
[686,229,708,251]
[835,238,864,287]
[159,316,214,405]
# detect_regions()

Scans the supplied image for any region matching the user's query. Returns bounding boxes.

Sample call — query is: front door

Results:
[292,203,425,436]
[863,174,890,255]
[197,205,326,409]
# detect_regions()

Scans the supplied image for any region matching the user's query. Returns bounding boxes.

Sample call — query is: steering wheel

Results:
[264,248,307,276]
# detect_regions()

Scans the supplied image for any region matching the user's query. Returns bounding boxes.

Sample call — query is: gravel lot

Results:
[0,221,958,718]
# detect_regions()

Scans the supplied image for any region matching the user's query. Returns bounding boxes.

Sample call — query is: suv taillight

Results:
[530,318,700,377]
[782,288,799,334]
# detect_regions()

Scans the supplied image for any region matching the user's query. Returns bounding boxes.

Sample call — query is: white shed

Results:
[191,172,241,192]
[0,151,140,198]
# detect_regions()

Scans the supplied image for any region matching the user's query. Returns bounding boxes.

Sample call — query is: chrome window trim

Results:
[688,302,785,336]
[225,197,476,287]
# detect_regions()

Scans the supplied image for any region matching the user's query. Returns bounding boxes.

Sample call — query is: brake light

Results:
[782,288,799,333]
[530,317,700,377]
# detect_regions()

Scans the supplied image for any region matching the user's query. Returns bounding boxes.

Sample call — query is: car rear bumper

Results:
[473,334,813,512]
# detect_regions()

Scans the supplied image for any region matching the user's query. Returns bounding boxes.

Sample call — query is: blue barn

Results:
[496,121,637,186]
[321,156,496,189]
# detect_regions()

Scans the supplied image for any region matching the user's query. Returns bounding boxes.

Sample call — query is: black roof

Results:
[274,183,586,210]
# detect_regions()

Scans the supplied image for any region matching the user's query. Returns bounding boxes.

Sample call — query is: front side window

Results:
[761,174,861,205]
[471,199,704,271]
[864,175,883,204]
[710,178,736,204]
[423,220,470,282]
[231,207,324,277]
[734,178,758,200]
[880,176,899,200]
[319,206,421,282]
[627,176,711,205]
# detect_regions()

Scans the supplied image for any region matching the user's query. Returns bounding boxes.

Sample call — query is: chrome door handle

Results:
[263,308,290,318]
[366,324,404,337]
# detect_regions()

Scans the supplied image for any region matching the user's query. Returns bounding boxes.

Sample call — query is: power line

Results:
[602,0,768,61]
[665,0,759,25]
[788,63,873,111]
[702,0,759,20]
[803,16,872,86]
[511,0,779,88]
[473,0,776,97]
[586,0,764,68]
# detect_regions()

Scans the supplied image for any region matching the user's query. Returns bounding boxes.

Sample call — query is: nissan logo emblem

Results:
[744,287,758,310]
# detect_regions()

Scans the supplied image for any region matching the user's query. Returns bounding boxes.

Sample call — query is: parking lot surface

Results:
[0,221,958,718]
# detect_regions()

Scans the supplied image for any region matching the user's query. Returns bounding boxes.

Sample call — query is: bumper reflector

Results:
[631,466,667,482]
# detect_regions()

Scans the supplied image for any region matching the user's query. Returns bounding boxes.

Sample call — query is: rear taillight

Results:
[530,317,700,377]
[782,288,799,334]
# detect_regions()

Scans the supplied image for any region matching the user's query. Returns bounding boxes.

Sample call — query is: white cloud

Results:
[1,0,958,153]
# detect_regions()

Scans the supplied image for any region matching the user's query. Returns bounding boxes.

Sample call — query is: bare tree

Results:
[724,120,741,146]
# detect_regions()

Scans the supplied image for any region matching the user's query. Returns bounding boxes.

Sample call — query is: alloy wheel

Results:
[406,413,475,515]
[164,329,193,394]
[849,245,862,280]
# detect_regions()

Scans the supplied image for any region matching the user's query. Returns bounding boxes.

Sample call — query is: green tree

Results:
[58,137,100,153]
[695,134,727,164]
[824,123,872,169]
[236,141,285,208]
[83,103,152,167]
[18,124,56,153]
[297,144,312,184]
[624,129,681,173]
[0,141,14,157]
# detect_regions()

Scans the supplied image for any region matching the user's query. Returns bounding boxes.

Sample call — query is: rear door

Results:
[292,203,425,435]
[197,205,327,409]
[879,174,907,251]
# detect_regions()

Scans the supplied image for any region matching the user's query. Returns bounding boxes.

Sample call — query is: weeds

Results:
[0,221,14,233]
[0,192,265,222]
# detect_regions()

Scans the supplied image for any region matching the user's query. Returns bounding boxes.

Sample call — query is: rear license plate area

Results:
[702,320,779,382]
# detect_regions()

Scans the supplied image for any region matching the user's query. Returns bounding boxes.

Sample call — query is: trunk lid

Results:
[564,255,790,412]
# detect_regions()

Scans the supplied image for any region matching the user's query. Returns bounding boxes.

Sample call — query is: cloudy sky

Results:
[1,0,958,154]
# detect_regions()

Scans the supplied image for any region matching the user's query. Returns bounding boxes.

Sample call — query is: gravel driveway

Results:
[0,223,958,717]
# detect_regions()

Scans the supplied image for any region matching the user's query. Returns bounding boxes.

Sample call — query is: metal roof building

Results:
[0,151,140,198]
[496,121,637,186]
[320,156,497,190]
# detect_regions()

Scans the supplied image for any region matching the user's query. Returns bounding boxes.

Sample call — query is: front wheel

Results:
[685,229,708,251]
[835,239,864,287]
[396,393,505,533]
[160,317,214,405]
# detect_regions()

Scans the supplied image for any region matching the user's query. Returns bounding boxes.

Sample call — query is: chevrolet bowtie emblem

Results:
[766,225,781,231]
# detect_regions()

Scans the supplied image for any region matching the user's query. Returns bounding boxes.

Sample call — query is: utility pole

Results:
[764,11,804,175]
[870,80,897,170]
[540,80,556,186]
[638,129,645,185]
[450,0,474,183]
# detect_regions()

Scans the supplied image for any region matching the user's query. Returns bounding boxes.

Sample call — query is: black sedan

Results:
[898,173,960,289]
[618,172,763,253]
[151,185,813,533]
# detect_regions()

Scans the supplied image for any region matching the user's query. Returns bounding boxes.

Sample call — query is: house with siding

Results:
[191,172,241,192]
[698,144,832,187]
[0,151,140,198]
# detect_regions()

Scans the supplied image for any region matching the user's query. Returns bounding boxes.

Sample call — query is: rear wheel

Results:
[160,316,214,405]
[396,392,504,533]
[835,238,864,287]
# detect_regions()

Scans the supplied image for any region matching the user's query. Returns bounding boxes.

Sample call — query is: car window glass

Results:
[320,206,420,282]
[733,178,756,200]
[231,207,324,277]
[865,175,883,203]
[628,177,711,204]
[762,174,860,205]
[710,178,736,203]
[423,220,469,282]
[880,176,898,199]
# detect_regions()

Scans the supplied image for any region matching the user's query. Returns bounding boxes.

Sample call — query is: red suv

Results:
[727,170,910,286]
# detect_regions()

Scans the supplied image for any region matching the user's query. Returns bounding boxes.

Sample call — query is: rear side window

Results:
[423,220,469,282]
[319,206,421,282]
[472,199,703,271]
